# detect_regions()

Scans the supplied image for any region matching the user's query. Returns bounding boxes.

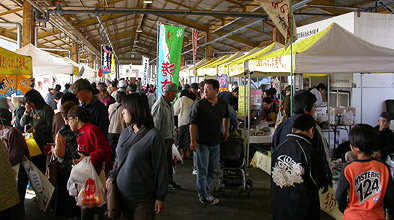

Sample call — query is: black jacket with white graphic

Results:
[271,133,327,220]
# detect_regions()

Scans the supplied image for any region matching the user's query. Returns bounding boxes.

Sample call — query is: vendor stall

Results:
[247,23,394,219]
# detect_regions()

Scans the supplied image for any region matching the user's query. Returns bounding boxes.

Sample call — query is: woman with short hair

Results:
[67,106,112,220]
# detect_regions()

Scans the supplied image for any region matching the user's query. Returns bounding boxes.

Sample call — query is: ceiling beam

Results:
[0,8,22,17]
[157,14,208,31]
[214,30,258,48]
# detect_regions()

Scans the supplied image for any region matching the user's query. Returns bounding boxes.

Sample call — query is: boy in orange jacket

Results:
[336,124,394,220]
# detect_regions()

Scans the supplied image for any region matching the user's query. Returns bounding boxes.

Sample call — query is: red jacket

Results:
[77,123,113,177]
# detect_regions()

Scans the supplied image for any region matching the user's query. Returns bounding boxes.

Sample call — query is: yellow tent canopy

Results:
[0,47,33,99]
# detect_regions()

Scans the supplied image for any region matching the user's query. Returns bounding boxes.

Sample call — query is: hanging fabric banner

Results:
[238,86,249,117]
[217,74,228,92]
[111,54,116,75]
[101,45,112,74]
[0,75,33,99]
[258,0,297,47]
[142,56,149,86]
[192,29,198,76]
[157,24,185,97]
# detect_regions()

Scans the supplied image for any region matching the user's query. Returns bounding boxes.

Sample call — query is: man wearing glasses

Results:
[72,79,110,139]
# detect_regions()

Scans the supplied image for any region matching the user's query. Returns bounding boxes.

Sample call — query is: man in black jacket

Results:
[272,90,332,188]
[271,114,327,220]
[373,112,394,160]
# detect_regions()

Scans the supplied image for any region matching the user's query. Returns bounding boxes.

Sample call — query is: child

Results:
[336,124,394,220]
[271,114,328,220]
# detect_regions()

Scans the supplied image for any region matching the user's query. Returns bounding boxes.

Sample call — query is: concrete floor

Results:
[25,159,335,220]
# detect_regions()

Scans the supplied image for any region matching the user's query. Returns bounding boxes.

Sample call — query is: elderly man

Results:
[345,112,394,162]
[374,112,394,160]
[152,83,181,190]
[72,78,110,139]
[190,79,230,205]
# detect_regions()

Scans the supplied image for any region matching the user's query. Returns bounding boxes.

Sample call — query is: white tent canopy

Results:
[15,44,74,76]
[63,57,97,79]
[249,23,394,74]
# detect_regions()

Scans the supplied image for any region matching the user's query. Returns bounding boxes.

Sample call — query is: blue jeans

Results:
[196,144,220,199]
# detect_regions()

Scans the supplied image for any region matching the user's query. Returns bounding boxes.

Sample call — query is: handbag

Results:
[107,127,151,218]
[25,133,42,157]
[45,153,57,184]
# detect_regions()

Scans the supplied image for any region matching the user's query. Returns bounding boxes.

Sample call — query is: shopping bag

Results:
[25,133,42,157]
[22,159,54,212]
[69,157,105,208]
[45,153,57,184]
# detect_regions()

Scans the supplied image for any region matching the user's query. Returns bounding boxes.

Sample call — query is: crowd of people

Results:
[1,77,394,220]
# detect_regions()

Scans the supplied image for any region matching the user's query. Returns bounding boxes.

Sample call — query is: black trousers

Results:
[164,139,174,183]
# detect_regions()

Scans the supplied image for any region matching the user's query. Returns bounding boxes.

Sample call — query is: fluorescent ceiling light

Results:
[144,0,153,3]
[136,27,143,33]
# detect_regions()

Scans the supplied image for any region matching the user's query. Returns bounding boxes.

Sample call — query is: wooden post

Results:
[22,0,35,47]
[205,30,213,60]
[89,53,94,68]
[71,40,79,63]
[272,27,285,45]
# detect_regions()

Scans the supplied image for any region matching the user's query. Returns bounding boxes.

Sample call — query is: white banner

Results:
[259,0,297,47]
[249,55,292,73]
[142,56,149,86]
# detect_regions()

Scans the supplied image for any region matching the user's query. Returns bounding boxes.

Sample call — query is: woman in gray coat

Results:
[106,93,168,220]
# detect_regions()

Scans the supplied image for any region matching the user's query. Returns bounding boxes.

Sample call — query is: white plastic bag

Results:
[172,144,183,163]
[67,157,105,208]
[386,155,394,178]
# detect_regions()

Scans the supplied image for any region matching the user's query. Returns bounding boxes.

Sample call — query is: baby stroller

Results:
[214,134,252,197]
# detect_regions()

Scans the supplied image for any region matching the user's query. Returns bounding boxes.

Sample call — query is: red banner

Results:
[192,29,198,75]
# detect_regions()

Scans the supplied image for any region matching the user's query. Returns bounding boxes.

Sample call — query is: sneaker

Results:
[192,170,197,175]
[169,181,181,190]
[199,196,219,205]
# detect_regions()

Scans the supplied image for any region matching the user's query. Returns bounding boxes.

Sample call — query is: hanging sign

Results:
[142,56,149,86]
[157,24,185,97]
[259,0,297,47]
[0,47,32,75]
[217,74,228,92]
[101,45,112,74]
[238,86,249,117]
[0,75,33,100]
[192,29,198,76]
[111,54,116,75]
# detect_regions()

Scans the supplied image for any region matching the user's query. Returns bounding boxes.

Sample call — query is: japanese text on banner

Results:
[157,24,185,97]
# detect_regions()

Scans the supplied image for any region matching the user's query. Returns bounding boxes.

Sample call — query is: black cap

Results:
[191,83,198,90]
[0,108,12,126]
[380,112,391,120]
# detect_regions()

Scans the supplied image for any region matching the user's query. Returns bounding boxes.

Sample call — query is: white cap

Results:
[118,80,128,88]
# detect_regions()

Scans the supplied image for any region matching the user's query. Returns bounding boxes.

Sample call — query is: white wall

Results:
[354,12,394,49]
[296,12,355,42]
[352,73,394,126]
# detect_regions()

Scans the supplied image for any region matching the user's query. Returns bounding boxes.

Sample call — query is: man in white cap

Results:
[152,83,181,190]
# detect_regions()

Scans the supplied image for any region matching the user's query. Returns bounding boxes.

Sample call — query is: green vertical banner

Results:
[157,24,185,97]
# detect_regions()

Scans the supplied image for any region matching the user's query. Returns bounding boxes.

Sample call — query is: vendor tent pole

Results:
[247,71,252,165]
[361,73,364,123]
[243,74,247,128]
[327,74,331,157]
